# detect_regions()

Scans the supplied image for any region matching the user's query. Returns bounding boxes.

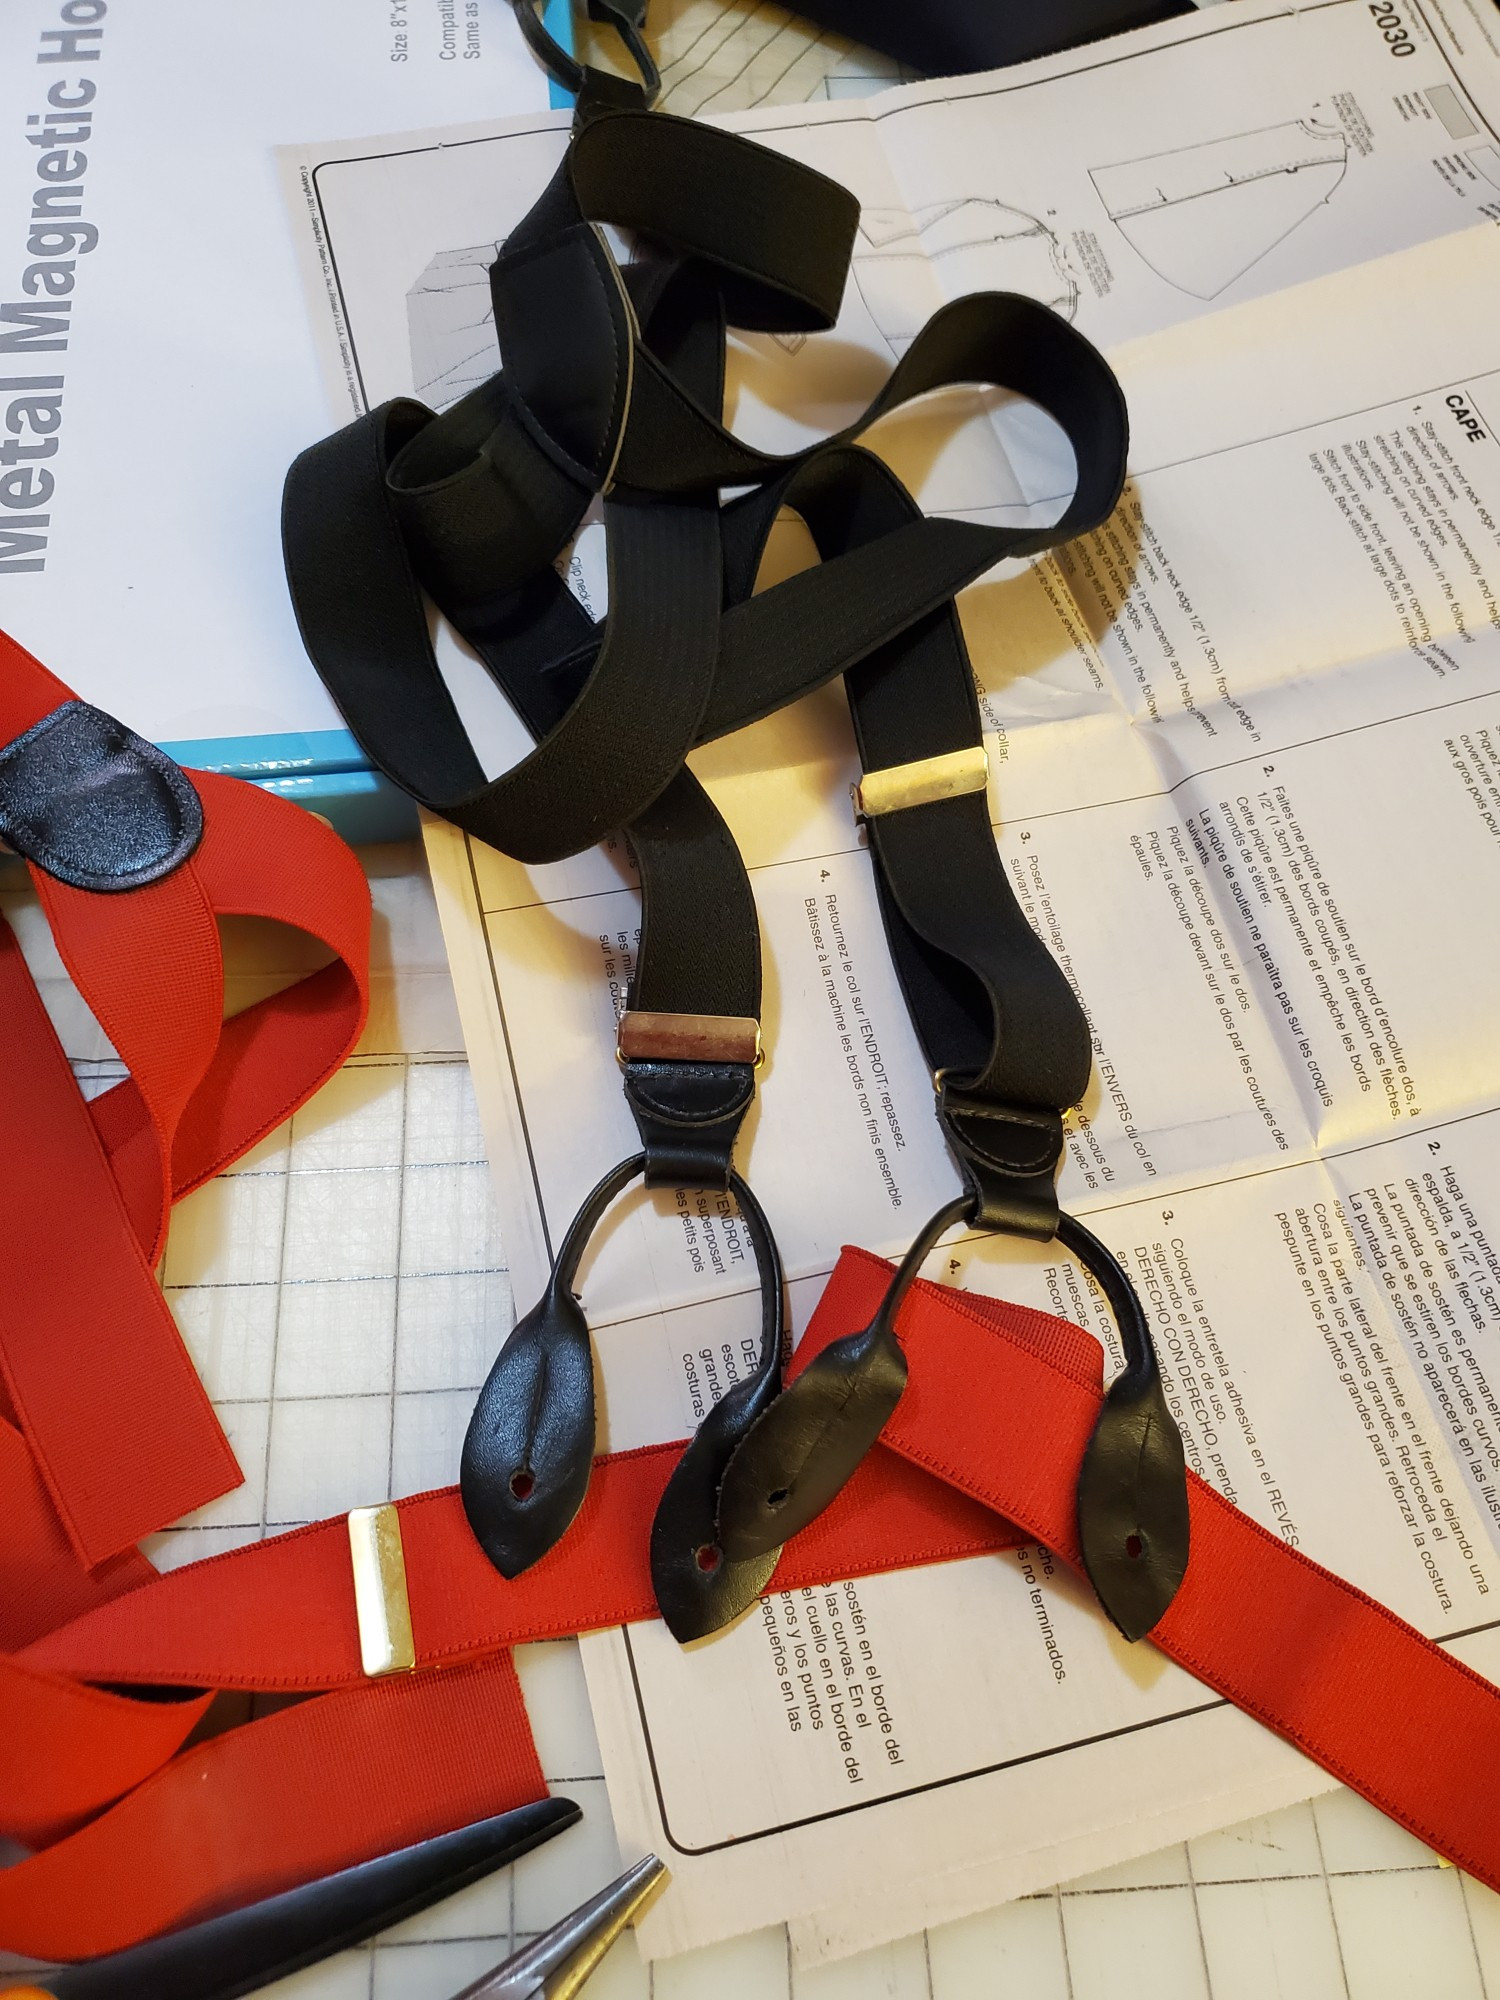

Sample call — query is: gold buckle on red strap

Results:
[348,1505,416,1676]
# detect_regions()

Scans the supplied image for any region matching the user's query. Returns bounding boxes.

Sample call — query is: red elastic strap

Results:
[19,1246,1500,1959]
[0,1654,544,1963]
[0,629,371,1567]
[0,1658,212,1850]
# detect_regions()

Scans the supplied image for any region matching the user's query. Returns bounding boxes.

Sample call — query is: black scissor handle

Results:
[27,1798,581,2000]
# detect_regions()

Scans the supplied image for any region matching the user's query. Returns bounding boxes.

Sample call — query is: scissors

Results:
[448,1853,667,1999]
[0,1796,662,2000]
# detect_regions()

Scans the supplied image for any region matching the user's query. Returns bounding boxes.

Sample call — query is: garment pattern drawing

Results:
[1090,119,1349,299]
[850,201,1079,358]
[407,243,505,411]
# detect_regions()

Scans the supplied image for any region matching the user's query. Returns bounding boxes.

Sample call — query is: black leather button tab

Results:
[461,1270,599,1579]
[716,1327,907,1562]
[1056,1211,1191,1639]
[718,1193,972,1559]
[651,1376,783,1642]
[0,700,203,892]
[1077,1364,1190,1642]
[623,1058,755,1191]
[650,1167,787,1639]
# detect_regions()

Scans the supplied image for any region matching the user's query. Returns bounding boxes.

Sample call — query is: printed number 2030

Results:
[1369,3,1416,54]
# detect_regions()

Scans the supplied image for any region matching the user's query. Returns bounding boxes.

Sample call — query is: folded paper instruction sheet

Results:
[282,0,1500,1961]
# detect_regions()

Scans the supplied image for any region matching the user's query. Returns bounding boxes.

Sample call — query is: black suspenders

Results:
[282,78,1189,1642]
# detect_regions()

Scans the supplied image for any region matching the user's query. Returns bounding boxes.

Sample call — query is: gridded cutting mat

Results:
[8,843,1500,2000]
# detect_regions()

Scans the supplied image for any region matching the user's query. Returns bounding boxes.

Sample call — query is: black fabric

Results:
[789,0,1194,75]
[280,95,1125,1247]
[281,99,1187,1631]
[0,700,203,894]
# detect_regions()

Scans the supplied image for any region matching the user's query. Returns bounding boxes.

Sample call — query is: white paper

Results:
[577,0,912,116]
[281,0,1500,1963]
[0,0,545,745]
[281,0,1500,443]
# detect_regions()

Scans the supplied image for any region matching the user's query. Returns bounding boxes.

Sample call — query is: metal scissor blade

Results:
[7,1795,582,2000]
[452,1854,667,1999]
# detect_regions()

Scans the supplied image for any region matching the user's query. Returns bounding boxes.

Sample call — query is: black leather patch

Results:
[717,1193,971,1559]
[0,700,203,892]
[938,1085,1064,1239]
[716,1326,908,1561]
[460,1266,598,1580]
[623,1058,756,1191]
[1056,1211,1191,1638]
[1077,1366,1190,1642]
[651,1371,782,1642]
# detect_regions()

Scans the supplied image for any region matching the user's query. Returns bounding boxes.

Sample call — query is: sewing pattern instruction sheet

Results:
[287,0,1500,425]
[284,0,1500,1964]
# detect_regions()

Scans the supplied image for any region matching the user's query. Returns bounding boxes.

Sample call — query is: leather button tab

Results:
[0,700,203,892]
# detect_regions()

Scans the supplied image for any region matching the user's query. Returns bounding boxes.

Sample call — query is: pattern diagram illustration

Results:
[407,243,505,411]
[407,202,1080,407]
[1090,119,1349,300]
[845,201,1078,358]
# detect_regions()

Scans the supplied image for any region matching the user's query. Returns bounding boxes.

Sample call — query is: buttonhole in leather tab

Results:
[649,1169,788,1642]
[1058,1210,1190,1640]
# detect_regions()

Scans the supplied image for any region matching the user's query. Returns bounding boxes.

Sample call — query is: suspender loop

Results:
[460,1154,788,1640]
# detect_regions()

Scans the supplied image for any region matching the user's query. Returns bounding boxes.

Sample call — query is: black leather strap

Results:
[459,1153,786,1641]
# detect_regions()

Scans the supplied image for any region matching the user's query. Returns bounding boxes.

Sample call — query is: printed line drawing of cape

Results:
[843,200,1079,360]
[1090,119,1348,299]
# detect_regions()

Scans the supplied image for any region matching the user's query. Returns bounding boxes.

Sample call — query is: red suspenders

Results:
[5,623,1500,1964]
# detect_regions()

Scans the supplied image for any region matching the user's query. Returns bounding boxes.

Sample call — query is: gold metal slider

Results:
[855,744,989,819]
[348,1503,416,1677]
[616,1010,763,1067]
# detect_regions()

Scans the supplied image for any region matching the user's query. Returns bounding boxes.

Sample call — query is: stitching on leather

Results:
[626,1069,753,1123]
